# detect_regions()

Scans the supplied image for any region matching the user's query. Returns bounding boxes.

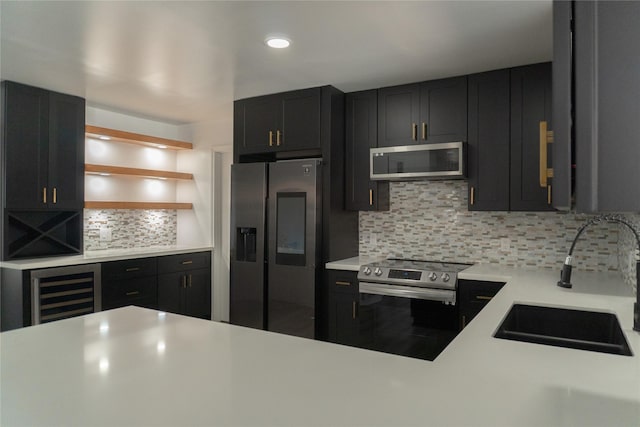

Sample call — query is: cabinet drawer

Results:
[157,251,211,274]
[459,280,504,301]
[326,270,358,294]
[102,276,157,310]
[102,257,157,279]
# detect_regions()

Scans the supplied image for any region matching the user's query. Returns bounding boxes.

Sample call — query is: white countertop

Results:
[324,255,387,271]
[1,265,639,426]
[0,245,213,270]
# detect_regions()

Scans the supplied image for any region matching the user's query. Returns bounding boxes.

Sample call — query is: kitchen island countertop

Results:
[1,264,639,426]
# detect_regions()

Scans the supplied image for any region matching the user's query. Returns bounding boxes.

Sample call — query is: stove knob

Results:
[428,272,438,281]
[442,273,451,283]
[363,267,372,275]
[374,267,383,276]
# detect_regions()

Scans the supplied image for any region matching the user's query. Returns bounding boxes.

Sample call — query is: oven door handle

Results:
[359,282,456,305]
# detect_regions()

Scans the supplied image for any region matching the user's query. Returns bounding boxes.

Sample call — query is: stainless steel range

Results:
[355,259,472,361]
[357,259,471,304]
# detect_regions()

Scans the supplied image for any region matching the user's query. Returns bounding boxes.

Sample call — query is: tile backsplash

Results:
[360,181,640,288]
[84,209,177,250]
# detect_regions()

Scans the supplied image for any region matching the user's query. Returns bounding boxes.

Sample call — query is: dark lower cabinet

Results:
[326,269,359,346]
[345,90,389,211]
[458,279,505,329]
[102,257,158,310]
[157,252,211,320]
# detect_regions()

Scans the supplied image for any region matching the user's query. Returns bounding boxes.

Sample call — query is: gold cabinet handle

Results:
[188,274,192,288]
[53,187,57,204]
[43,187,47,204]
[269,131,273,147]
[476,295,493,301]
[422,122,427,140]
[539,121,554,187]
[125,291,140,296]
[462,315,467,329]
[181,260,193,265]
[125,267,140,272]
[412,123,417,141]
[181,276,187,288]
[470,186,475,206]
[335,281,351,286]
[352,301,356,319]
[369,189,373,206]
[547,185,552,205]
[276,130,281,146]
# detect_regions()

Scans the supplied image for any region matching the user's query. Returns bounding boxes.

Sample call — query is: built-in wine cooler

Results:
[31,264,101,325]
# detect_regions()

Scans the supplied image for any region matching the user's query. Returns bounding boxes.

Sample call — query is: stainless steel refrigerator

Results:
[230,159,322,339]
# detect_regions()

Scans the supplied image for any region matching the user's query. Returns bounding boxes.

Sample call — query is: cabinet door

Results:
[420,76,467,143]
[157,271,184,315]
[183,268,211,320]
[2,81,49,210]
[467,70,510,211]
[329,292,359,346]
[458,280,505,329]
[280,88,321,151]
[510,63,553,211]
[102,276,158,311]
[377,84,420,147]
[574,1,640,212]
[236,95,279,155]
[345,90,389,211]
[48,92,85,210]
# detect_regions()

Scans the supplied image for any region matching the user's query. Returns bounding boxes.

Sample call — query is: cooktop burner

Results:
[357,258,473,290]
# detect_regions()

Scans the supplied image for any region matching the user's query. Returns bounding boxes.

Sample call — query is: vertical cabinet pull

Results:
[43,187,47,204]
[422,122,427,140]
[412,123,417,141]
[462,315,467,329]
[188,274,192,288]
[276,130,281,146]
[53,187,57,204]
[369,189,373,206]
[470,187,475,206]
[539,121,555,187]
[181,276,187,288]
[547,185,552,205]
[352,301,356,319]
[269,131,273,147]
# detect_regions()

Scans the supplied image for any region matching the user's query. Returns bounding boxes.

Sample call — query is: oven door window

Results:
[275,192,306,266]
[358,293,458,361]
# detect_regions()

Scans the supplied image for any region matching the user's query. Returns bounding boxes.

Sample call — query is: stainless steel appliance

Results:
[357,259,472,361]
[230,159,322,339]
[369,142,465,180]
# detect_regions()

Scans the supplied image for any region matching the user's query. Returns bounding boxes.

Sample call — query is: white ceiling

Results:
[1,1,552,124]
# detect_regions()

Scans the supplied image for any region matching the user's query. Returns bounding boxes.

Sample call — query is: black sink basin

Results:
[494,304,632,356]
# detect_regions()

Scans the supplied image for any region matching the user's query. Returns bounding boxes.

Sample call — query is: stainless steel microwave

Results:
[370,142,466,180]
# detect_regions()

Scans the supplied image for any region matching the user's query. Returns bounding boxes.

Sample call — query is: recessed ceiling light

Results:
[98,136,111,140]
[157,145,167,149]
[265,37,291,49]
[100,173,111,176]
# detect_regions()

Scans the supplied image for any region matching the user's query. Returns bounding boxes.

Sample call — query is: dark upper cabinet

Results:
[467,69,511,211]
[345,90,389,211]
[234,88,321,157]
[468,64,553,211]
[510,63,553,211]
[2,81,84,210]
[378,77,467,147]
[572,1,640,212]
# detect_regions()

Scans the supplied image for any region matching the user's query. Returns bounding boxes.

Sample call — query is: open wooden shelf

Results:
[85,125,193,150]
[84,202,193,210]
[85,164,193,180]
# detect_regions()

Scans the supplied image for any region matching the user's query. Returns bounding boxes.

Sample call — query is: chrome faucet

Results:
[557,215,640,332]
